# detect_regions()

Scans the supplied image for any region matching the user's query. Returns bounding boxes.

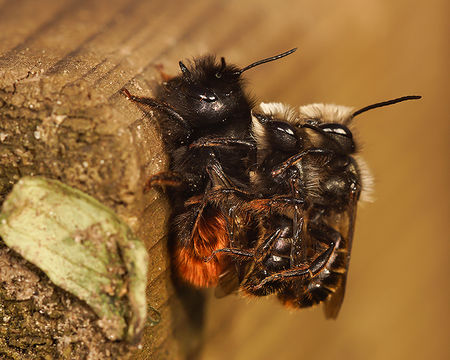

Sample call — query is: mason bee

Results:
[121,48,296,288]
[210,96,421,317]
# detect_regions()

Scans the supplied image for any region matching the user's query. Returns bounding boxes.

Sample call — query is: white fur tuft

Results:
[251,102,298,158]
[258,102,298,124]
[299,103,354,124]
[353,155,374,203]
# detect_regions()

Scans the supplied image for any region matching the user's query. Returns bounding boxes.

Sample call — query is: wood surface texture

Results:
[0,0,448,359]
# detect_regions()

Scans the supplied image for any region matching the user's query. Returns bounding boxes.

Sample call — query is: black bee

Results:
[121,49,296,288]
[210,96,421,317]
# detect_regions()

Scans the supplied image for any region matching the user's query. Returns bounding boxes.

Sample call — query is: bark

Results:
[0,0,203,358]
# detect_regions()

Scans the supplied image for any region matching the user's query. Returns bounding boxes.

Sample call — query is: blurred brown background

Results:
[0,0,448,359]
[171,1,449,360]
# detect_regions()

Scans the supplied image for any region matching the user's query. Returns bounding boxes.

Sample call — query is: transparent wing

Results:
[323,192,359,319]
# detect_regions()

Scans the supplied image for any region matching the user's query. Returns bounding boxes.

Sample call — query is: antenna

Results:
[237,48,297,75]
[351,95,422,119]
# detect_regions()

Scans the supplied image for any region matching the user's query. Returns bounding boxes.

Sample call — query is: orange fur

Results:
[173,208,230,287]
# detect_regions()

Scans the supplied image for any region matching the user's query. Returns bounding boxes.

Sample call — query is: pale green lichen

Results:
[0,176,148,342]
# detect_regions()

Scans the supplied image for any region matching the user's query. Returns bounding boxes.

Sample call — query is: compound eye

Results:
[319,123,355,153]
[319,123,352,138]
[267,121,300,152]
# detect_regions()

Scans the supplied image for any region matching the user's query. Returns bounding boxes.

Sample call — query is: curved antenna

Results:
[220,57,226,72]
[215,57,227,78]
[350,95,421,121]
[237,48,297,75]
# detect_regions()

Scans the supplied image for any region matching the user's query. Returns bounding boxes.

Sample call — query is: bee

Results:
[210,95,421,317]
[121,48,296,288]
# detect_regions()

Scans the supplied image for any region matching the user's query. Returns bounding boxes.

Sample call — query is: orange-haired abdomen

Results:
[173,207,230,287]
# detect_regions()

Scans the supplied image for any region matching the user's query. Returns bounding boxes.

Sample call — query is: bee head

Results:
[174,56,247,127]
[298,103,356,154]
[170,48,297,128]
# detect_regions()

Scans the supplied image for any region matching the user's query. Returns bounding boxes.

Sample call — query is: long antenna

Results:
[237,48,297,75]
[351,95,422,119]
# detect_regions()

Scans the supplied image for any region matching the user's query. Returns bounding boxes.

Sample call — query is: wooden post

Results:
[0,1,204,358]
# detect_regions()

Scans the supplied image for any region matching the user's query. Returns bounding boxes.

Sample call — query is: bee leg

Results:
[205,155,253,203]
[254,230,340,289]
[253,267,309,290]
[182,160,231,247]
[120,88,191,130]
[204,247,255,263]
[144,171,184,191]
[205,154,235,189]
[253,228,282,261]
[201,155,256,258]
[266,196,305,207]
[226,206,238,247]
[183,194,205,206]
[271,148,334,176]
[244,196,304,214]
[189,137,256,150]
[208,187,253,203]
[207,228,281,263]
[187,196,210,241]
[291,212,304,266]
[200,188,249,257]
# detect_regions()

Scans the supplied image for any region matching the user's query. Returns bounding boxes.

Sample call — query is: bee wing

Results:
[215,268,240,298]
[323,193,359,319]
[214,262,251,298]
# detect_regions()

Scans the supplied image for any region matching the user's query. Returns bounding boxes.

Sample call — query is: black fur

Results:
[121,49,297,285]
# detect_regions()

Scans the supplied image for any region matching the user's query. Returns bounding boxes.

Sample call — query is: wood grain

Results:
[0,0,448,359]
[0,0,206,358]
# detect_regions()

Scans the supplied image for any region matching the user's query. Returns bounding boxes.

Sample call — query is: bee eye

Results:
[319,124,352,138]
[267,121,300,152]
[319,123,355,153]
